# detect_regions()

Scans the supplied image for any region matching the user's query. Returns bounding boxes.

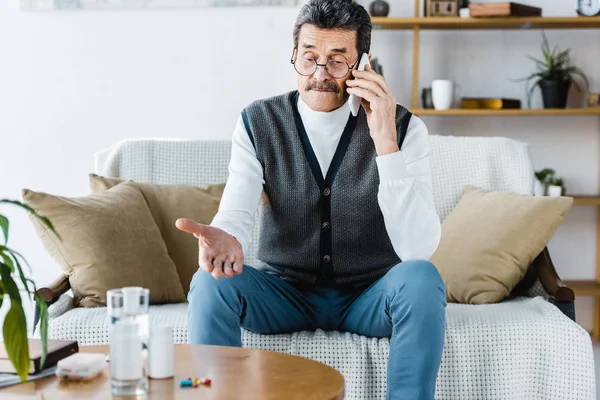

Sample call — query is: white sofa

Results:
[36,135,596,399]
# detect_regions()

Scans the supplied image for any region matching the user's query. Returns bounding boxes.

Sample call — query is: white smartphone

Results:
[348,53,370,117]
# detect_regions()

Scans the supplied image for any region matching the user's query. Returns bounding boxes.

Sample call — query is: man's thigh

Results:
[337,277,393,338]
[337,260,444,337]
[226,265,320,334]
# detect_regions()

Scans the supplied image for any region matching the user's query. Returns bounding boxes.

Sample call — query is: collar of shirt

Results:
[297,93,350,136]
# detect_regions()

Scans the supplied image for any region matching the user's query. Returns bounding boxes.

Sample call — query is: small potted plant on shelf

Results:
[0,199,58,382]
[534,168,555,196]
[547,177,565,197]
[518,32,589,109]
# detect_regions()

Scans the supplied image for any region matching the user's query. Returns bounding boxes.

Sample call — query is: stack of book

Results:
[0,339,78,388]
[469,2,542,17]
[460,97,522,109]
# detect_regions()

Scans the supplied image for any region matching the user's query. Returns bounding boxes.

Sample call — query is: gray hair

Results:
[293,0,372,57]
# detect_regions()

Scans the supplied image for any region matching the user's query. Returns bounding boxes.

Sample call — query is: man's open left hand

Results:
[346,64,399,156]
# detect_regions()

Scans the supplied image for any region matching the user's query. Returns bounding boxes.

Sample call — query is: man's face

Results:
[294,24,359,112]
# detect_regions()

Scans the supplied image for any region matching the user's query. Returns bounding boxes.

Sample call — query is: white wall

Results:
[1,0,599,333]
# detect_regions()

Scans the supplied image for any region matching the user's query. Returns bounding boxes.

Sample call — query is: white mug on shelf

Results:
[432,80,461,110]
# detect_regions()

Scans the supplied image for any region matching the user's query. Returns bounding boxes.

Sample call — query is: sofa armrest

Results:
[37,274,71,304]
[533,247,574,302]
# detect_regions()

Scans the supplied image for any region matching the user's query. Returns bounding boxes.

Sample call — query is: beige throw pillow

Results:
[430,186,573,304]
[89,174,225,295]
[23,184,186,307]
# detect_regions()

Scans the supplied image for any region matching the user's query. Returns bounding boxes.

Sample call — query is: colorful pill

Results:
[180,379,194,387]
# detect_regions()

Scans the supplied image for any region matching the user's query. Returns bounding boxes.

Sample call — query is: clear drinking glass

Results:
[107,287,150,396]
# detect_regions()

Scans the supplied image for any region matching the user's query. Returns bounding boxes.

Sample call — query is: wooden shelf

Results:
[564,280,600,296]
[410,108,600,116]
[573,196,600,206]
[371,16,600,30]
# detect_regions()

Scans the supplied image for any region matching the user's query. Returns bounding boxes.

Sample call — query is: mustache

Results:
[305,81,340,93]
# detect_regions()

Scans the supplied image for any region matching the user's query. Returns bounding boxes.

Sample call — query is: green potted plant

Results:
[0,199,58,382]
[547,177,565,197]
[534,168,555,196]
[519,32,589,109]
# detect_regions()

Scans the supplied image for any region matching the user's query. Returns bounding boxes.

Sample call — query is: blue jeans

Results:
[187,260,447,400]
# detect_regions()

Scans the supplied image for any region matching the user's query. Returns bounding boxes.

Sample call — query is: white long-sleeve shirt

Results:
[211,95,441,263]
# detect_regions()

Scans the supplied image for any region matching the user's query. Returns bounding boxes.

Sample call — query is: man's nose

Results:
[313,63,331,82]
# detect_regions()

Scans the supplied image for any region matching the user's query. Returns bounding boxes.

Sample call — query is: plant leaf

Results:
[2,306,30,382]
[571,66,590,91]
[526,55,546,68]
[2,246,33,279]
[0,264,30,382]
[0,279,4,309]
[13,253,34,299]
[34,293,48,369]
[1,252,15,273]
[0,200,61,241]
[0,263,22,306]
[0,214,8,244]
[512,72,542,83]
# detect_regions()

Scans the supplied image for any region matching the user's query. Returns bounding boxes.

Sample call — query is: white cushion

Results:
[41,295,595,400]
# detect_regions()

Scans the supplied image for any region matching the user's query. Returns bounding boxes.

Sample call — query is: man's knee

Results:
[187,268,259,346]
[386,260,446,304]
[188,268,243,312]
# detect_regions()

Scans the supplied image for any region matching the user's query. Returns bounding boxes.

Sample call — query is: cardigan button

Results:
[322,222,330,229]
[323,255,331,263]
[323,187,331,196]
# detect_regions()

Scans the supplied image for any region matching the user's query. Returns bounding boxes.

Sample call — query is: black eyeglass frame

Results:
[290,48,360,79]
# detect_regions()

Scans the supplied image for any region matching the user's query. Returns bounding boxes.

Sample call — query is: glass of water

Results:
[107,287,150,396]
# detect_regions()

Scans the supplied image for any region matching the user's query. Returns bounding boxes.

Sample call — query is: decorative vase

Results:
[539,79,571,109]
[533,179,545,196]
[369,0,389,17]
[547,185,563,197]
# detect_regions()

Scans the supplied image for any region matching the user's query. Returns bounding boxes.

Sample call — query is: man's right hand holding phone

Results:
[175,218,244,279]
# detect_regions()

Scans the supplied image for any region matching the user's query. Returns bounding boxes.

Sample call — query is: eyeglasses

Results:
[290,48,359,79]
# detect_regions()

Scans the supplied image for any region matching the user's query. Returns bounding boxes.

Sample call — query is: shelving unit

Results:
[412,108,600,116]
[564,280,600,296]
[371,4,600,340]
[371,16,600,30]
[573,196,600,206]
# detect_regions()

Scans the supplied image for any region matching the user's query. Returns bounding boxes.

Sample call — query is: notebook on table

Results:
[0,339,78,375]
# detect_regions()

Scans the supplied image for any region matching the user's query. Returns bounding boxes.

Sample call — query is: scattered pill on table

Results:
[180,379,194,387]
[180,377,211,388]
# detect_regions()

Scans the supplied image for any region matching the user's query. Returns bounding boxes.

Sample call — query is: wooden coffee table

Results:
[1,344,345,399]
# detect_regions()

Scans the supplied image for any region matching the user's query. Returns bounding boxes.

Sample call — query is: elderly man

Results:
[176,0,446,398]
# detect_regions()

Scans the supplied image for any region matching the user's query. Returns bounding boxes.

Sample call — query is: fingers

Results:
[346,75,387,98]
[224,254,239,278]
[346,86,379,104]
[212,267,223,279]
[199,248,242,278]
[175,218,205,236]
[233,258,244,275]
[222,260,234,278]
[195,230,245,279]
[360,98,372,115]
[198,248,214,274]
[351,65,392,96]
[212,255,226,279]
